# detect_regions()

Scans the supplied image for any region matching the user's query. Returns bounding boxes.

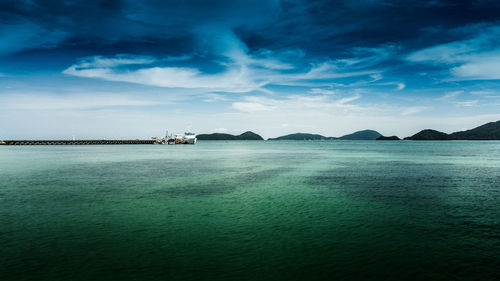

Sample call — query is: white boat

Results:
[173,132,197,144]
[184,132,197,144]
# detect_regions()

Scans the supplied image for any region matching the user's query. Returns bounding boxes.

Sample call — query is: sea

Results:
[1,141,499,281]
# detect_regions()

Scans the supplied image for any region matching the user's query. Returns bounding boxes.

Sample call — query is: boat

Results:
[183,132,197,144]
[172,132,197,144]
[174,134,185,144]
[153,130,196,145]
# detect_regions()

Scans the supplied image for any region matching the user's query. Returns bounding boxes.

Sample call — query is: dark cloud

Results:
[0,0,279,55]
[240,0,500,55]
[1,0,499,69]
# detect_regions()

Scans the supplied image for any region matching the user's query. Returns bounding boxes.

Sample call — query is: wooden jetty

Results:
[0,140,155,145]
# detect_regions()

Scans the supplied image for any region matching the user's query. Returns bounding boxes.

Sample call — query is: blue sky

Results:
[1,0,500,139]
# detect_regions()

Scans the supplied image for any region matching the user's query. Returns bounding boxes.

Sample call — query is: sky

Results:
[1,0,500,139]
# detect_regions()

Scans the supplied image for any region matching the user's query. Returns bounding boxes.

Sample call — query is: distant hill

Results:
[197,131,263,140]
[269,130,382,140]
[268,133,328,140]
[376,136,401,140]
[404,120,500,140]
[338,130,382,140]
[448,120,500,140]
[404,129,449,140]
[266,121,500,141]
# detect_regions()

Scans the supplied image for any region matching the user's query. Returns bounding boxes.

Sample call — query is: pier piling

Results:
[1,140,156,145]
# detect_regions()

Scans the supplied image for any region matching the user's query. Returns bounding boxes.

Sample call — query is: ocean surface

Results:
[1,141,499,281]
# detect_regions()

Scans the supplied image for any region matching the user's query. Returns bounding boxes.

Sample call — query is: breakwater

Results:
[1,140,155,145]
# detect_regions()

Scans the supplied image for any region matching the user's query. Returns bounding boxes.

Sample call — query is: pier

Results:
[1,140,155,145]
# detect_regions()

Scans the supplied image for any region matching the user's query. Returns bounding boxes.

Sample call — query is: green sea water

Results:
[1,141,499,281]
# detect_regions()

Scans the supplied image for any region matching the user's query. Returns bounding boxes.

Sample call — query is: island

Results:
[196,131,263,140]
[268,130,383,140]
[404,120,500,140]
[448,120,500,140]
[268,133,330,141]
[337,130,382,140]
[376,136,401,140]
[404,129,449,140]
[196,121,500,142]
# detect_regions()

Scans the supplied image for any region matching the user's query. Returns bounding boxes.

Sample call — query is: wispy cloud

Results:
[407,25,500,81]
[337,94,361,105]
[211,128,228,133]
[337,45,398,68]
[231,93,363,113]
[64,61,265,93]
[290,61,379,81]
[375,82,406,91]
[451,58,500,80]
[63,53,382,93]
[232,101,276,112]
[202,94,229,103]
[440,90,463,100]
[0,93,169,111]
[434,90,480,107]
[63,31,393,94]
[68,54,158,68]
[469,90,495,95]
[401,106,431,116]
[309,88,335,95]
[454,100,478,107]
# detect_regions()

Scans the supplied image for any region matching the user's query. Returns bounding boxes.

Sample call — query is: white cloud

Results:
[440,90,463,100]
[309,88,335,95]
[292,61,378,80]
[337,45,398,68]
[375,82,406,91]
[337,94,361,105]
[231,93,363,114]
[396,83,406,91]
[470,90,495,95]
[0,93,169,110]
[401,106,431,116]
[451,58,500,80]
[203,94,229,103]
[406,42,473,64]
[435,91,479,107]
[2,90,498,140]
[211,128,228,133]
[72,54,157,68]
[370,74,383,81]
[63,31,393,94]
[407,26,500,81]
[454,100,478,107]
[64,62,269,93]
[64,53,383,93]
[232,101,276,112]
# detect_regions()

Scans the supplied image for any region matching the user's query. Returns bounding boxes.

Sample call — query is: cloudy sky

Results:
[1,0,500,139]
